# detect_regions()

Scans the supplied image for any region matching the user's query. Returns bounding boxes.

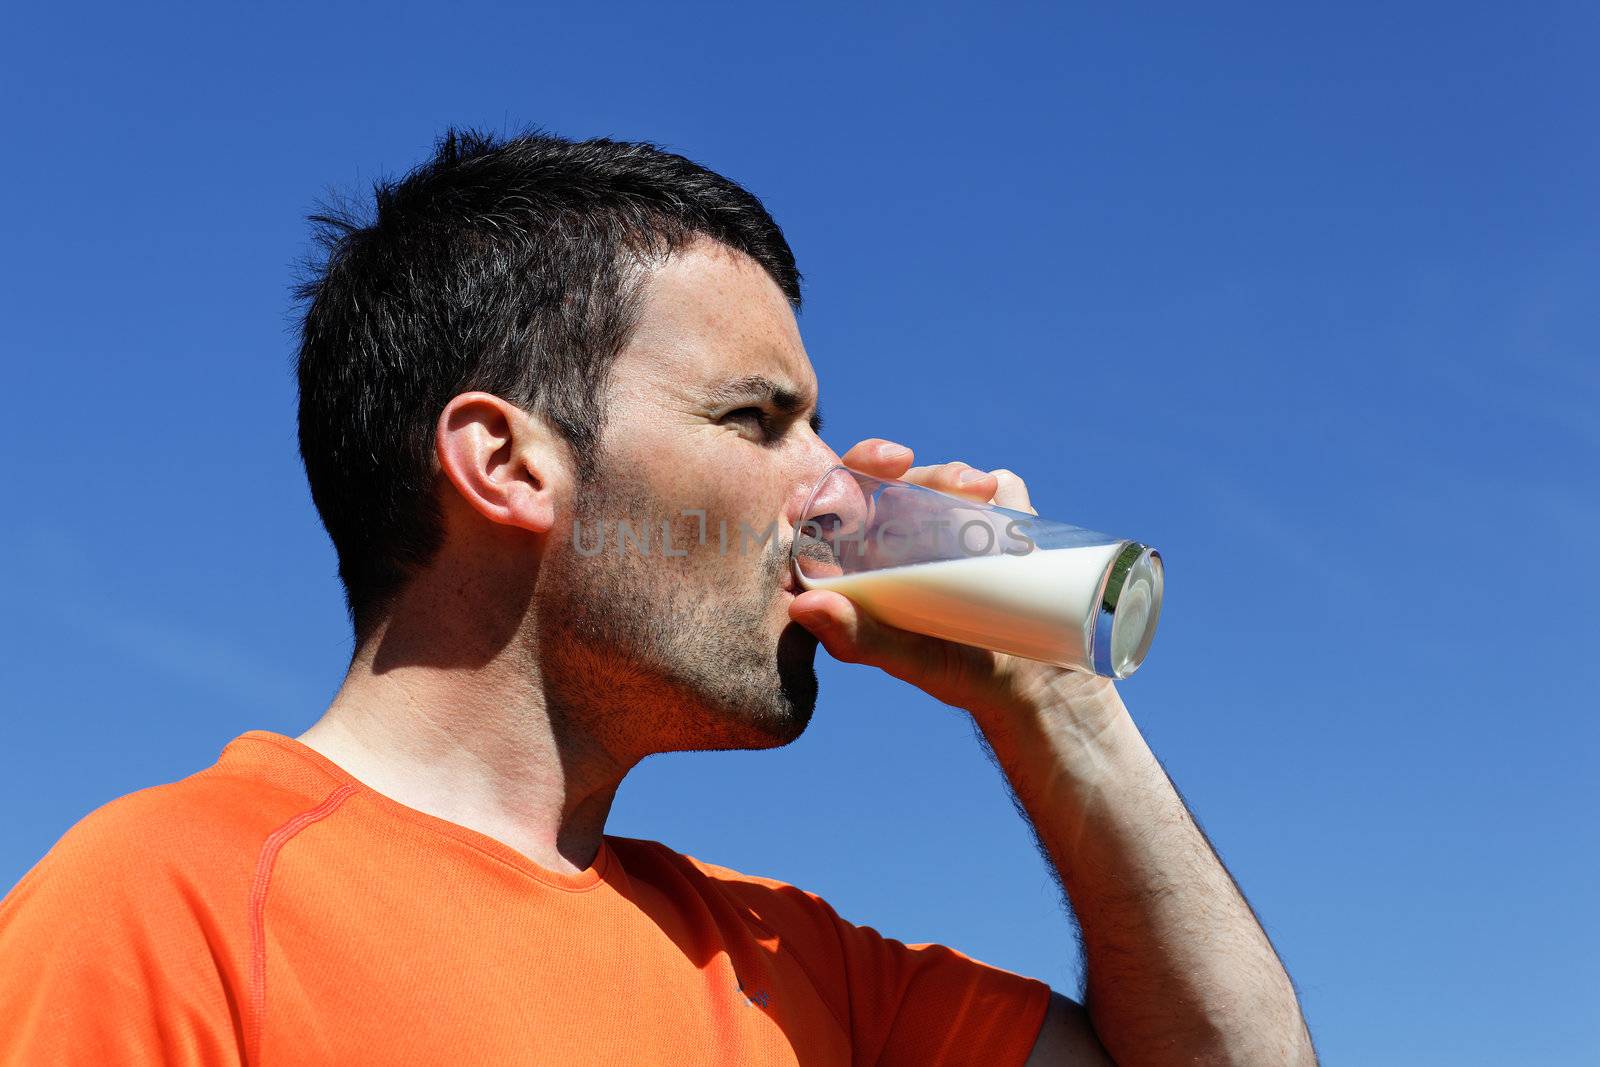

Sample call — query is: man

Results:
[0,130,1315,1065]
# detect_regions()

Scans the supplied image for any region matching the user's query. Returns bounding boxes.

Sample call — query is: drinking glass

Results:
[790,465,1163,679]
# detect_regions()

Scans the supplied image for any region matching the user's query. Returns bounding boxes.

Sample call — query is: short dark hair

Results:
[294,128,802,642]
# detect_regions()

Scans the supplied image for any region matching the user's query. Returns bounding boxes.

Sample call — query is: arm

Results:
[788,440,1315,1066]
[986,672,1315,1066]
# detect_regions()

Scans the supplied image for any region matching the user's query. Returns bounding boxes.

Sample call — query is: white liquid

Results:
[799,543,1126,671]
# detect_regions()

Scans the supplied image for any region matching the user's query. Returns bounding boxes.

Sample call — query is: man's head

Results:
[296,129,838,757]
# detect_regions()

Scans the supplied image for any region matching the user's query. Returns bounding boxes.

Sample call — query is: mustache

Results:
[765,536,796,586]
[789,527,836,568]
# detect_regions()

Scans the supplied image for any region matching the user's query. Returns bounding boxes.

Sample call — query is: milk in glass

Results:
[797,542,1127,670]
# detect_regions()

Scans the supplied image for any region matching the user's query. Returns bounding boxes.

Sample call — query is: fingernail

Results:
[958,468,989,485]
[876,442,910,460]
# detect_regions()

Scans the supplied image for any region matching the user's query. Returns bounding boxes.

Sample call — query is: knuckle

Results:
[828,642,866,665]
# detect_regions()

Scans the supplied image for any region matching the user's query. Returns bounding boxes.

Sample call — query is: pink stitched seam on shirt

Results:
[247,784,358,1067]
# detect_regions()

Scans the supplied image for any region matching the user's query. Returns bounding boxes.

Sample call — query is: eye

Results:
[722,407,773,437]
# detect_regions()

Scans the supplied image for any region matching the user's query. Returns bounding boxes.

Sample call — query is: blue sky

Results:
[3,3,1596,1062]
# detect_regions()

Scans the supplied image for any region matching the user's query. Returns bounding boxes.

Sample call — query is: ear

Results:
[435,391,570,535]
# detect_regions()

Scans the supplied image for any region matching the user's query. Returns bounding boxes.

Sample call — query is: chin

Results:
[727,686,818,752]
[778,617,820,685]
[688,626,820,753]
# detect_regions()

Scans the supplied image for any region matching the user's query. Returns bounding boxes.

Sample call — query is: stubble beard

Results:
[537,472,819,760]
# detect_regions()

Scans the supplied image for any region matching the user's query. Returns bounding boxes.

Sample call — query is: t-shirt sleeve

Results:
[809,890,1053,1066]
[0,803,246,1065]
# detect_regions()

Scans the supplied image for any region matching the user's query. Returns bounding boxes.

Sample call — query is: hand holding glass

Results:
[790,466,1163,679]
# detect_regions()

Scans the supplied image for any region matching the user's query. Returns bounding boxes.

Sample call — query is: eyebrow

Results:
[705,374,824,434]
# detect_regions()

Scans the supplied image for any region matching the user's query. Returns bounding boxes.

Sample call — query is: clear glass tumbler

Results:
[791,465,1163,679]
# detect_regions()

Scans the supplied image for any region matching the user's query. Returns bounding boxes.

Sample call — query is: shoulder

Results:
[0,748,330,1056]
[3,752,343,925]
[606,836,1054,1063]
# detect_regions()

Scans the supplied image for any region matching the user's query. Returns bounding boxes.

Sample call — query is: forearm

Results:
[971,675,1315,1065]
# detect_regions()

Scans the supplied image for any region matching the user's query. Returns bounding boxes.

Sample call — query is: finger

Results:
[787,589,993,708]
[839,438,915,479]
[903,461,997,501]
[788,588,963,674]
[988,468,1035,514]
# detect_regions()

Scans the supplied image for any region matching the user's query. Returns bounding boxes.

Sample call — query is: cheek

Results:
[600,437,791,559]
[617,430,743,508]
[659,510,772,575]
[665,469,787,545]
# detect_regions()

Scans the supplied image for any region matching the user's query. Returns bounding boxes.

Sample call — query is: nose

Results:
[799,464,867,531]
[783,428,845,525]
[791,465,873,581]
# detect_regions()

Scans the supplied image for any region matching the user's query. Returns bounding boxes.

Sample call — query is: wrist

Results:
[970,671,1145,797]
[971,664,1127,737]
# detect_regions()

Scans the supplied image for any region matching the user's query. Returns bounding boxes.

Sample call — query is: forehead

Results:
[608,240,815,402]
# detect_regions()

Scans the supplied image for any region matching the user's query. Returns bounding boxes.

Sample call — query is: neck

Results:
[297,612,629,877]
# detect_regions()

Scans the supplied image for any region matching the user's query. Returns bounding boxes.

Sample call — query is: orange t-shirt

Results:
[0,731,1051,1065]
